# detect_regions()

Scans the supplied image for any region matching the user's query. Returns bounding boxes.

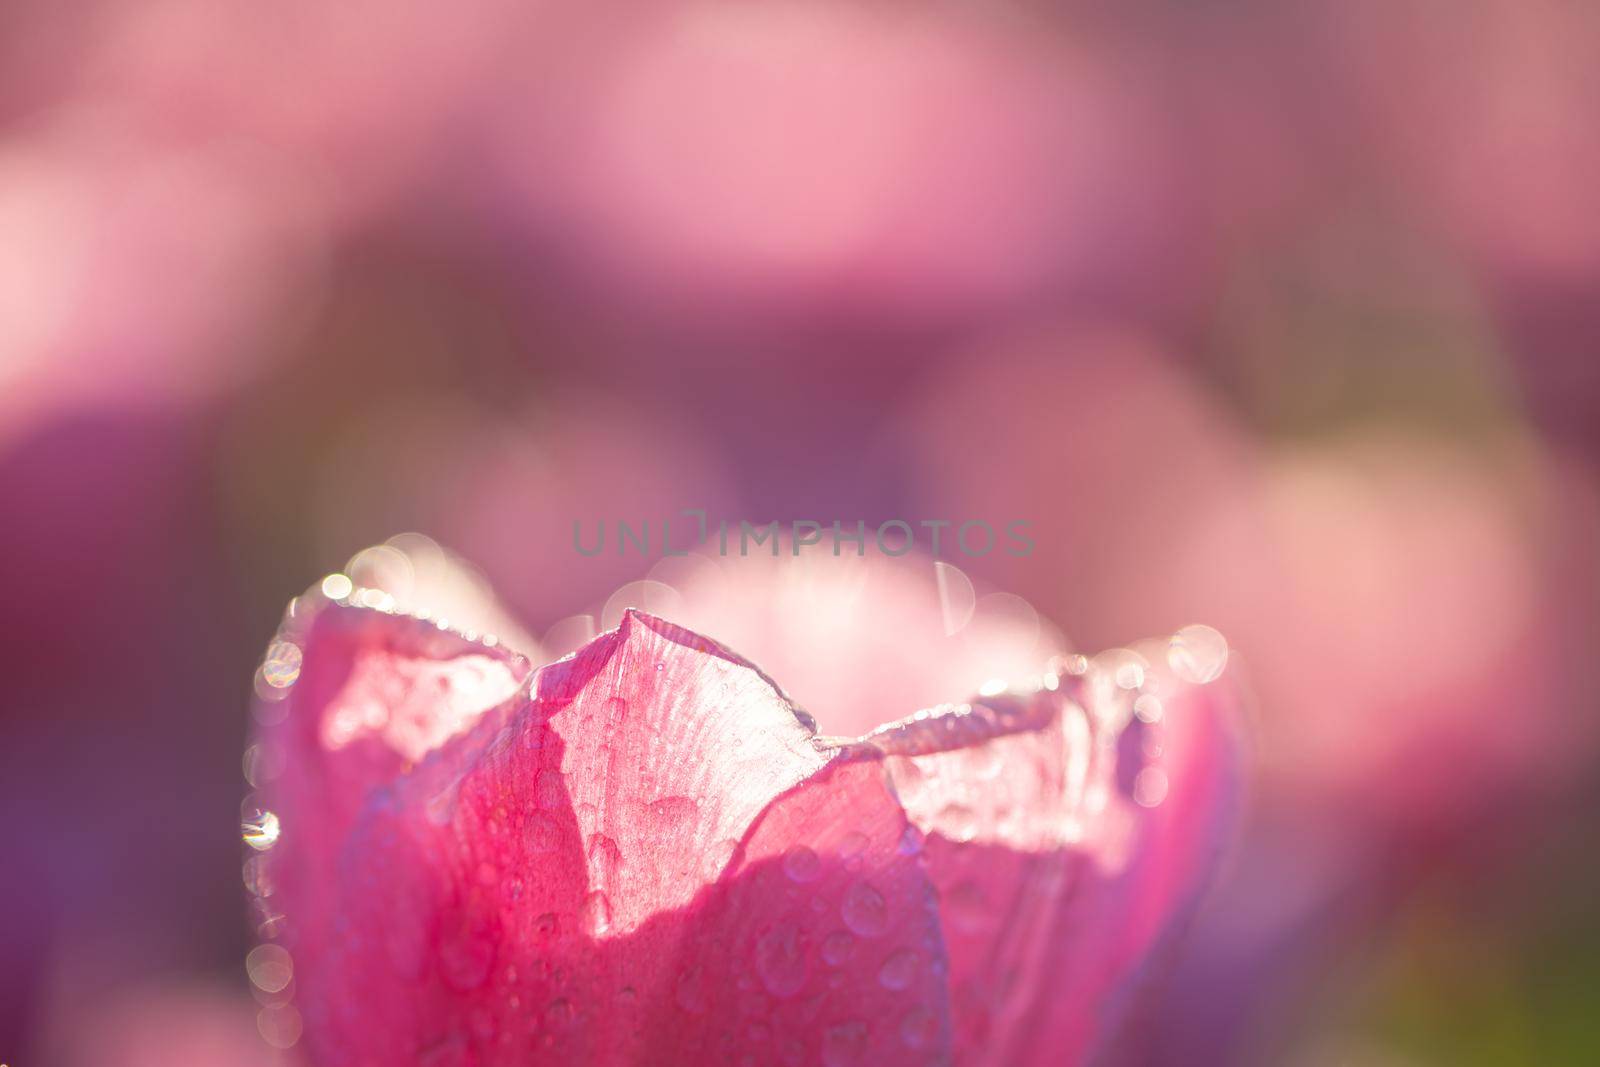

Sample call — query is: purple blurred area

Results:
[2,1,1598,1063]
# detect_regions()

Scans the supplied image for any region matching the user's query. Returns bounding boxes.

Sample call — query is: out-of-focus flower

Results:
[0,110,323,446]
[39,981,296,1067]
[243,550,1239,1064]
[485,0,1177,331]
[896,329,1600,829]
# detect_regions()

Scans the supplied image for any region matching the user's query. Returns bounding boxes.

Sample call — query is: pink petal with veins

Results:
[249,564,1238,1066]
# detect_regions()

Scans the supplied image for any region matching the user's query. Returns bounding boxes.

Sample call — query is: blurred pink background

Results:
[3,1,1598,1063]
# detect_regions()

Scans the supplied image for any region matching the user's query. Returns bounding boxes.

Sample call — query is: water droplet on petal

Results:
[545,998,575,1029]
[525,813,561,853]
[580,891,612,936]
[1133,693,1164,723]
[837,832,869,863]
[782,845,821,883]
[900,1006,936,1049]
[438,909,498,992]
[242,810,281,851]
[257,1004,302,1049]
[647,795,700,824]
[1133,767,1169,807]
[755,922,809,997]
[321,573,354,600]
[261,641,303,689]
[877,948,919,991]
[676,965,709,1015]
[1168,624,1228,684]
[822,1020,869,1067]
[842,881,889,937]
[821,930,855,966]
[246,944,294,994]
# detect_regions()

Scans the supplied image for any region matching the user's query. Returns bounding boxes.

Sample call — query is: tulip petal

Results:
[250,602,954,1065]
[855,663,1240,1066]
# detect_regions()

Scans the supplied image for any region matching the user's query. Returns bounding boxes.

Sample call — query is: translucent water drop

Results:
[242,810,281,851]
[438,920,497,992]
[544,998,575,1029]
[525,813,561,853]
[261,641,303,689]
[242,855,273,898]
[1168,624,1228,684]
[877,949,919,991]
[822,1020,868,1067]
[580,890,612,936]
[836,832,869,863]
[1133,693,1164,723]
[1133,767,1169,808]
[320,573,354,600]
[782,845,821,883]
[647,795,700,823]
[755,922,809,997]
[821,930,855,966]
[842,881,889,937]
[246,943,294,994]
[587,834,623,888]
[676,965,709,1014]
[900,1006,936,1049]
[256,1004,302,1049]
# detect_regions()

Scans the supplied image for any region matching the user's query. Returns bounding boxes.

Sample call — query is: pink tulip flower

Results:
[243,552,1239,1065]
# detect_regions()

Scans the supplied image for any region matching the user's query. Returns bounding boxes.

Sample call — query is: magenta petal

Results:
[1021,670,1241,1066]
[858,662,1240,1066]
[249,603,954,1065]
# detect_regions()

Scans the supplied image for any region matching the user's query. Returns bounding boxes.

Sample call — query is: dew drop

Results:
[1133,693,1164,723]
[782,845,822,883]
[837,832,869,863]
[257,1004,302,1049]
[822,1020,868,1067]
[525,813,561,853]
[534,769,565,809]
[320,573,354,600]
[242,855,273,898]
[580,890,612,936]
[1133,767,1169,808]
[261,641,303,689]
[821,930,855,966]
[676,965,709,1015]
[1168,624,1228,684]
[242,810,281,851]
[647,795,700,824]
[246,944,293,994]
[544,998,575,1029]
[754,922,809,997]
[877,948,920,991]
[438,913,498,992]
[842,881,889,937]
[900,1006,936,1049]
